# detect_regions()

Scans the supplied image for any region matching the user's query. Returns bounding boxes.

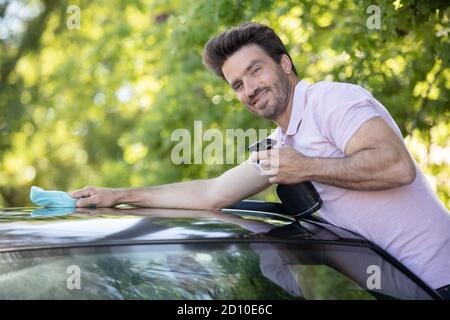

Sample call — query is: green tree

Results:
[0,0,449,208]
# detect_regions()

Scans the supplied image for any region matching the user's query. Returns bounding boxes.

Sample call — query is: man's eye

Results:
[234,83,242,91]
[252,67,261,76]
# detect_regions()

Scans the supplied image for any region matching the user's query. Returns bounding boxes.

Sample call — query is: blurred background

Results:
[0,0,449,208]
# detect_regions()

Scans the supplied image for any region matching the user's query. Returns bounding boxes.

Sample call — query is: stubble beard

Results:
[260,68,292,121]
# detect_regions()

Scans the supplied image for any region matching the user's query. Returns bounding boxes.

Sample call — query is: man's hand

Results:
[251,147,312,185]
[68,186,119,207]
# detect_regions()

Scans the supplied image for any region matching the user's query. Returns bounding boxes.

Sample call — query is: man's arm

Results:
[309,117,416,189]
[255,117,416,190]
[69,160,271,210]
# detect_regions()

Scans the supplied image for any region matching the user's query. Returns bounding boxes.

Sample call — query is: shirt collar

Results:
[283,80,310,136]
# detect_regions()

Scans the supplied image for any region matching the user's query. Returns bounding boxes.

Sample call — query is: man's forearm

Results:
[305,148,416,190]
[71,161,270,209]
[114,179,219,210]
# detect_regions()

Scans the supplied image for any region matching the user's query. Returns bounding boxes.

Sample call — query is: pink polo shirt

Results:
[266,80,450,289]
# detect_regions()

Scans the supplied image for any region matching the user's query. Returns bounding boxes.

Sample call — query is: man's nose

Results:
[244,80,258,100]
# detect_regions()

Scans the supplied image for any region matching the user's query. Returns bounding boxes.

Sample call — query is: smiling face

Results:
[222,44,293,121]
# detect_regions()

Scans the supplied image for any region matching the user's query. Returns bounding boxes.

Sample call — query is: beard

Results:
[248,68,292,121]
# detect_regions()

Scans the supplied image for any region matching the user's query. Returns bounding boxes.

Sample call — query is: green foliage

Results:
[0,0,449,207]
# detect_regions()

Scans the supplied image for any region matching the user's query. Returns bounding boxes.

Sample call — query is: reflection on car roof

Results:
[0,204,367,252]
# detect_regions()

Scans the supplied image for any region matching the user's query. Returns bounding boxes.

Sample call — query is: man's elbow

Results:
[203,195,223,211]
[397,157,416,186]
[204,198,231,211]
[204,178,234,211]
[205,191,238,211]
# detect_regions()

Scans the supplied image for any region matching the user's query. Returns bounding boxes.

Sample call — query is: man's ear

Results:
[280,54,293,75]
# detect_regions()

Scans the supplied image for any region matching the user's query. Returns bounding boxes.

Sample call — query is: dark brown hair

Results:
[202,22,298,80]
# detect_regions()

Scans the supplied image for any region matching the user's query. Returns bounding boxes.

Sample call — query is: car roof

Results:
[0,201,368,252]
[0,202,441,300]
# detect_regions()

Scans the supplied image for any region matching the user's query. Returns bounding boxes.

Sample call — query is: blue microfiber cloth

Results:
[31,207,76,217]
[30,186,76,208]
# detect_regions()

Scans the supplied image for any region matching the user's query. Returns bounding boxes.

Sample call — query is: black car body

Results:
[0,201,442,300]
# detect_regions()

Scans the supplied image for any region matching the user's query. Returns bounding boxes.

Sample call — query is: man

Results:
[69,22,450,298]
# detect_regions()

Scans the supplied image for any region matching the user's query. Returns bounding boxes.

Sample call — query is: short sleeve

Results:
[311,83,381,153]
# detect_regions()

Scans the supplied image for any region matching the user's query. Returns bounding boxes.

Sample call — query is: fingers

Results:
[68,186,94,199]
[259,156,280,176]
[261,167,279,177]
[250,150,273,163]
[260,159,271,170]
[75,195,100,207]
[268,176,280,184]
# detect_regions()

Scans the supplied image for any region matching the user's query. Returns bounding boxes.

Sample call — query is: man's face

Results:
[222,44,291,121]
